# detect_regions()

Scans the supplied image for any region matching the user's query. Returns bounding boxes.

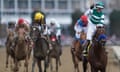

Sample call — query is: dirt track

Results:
[0,46,120,72]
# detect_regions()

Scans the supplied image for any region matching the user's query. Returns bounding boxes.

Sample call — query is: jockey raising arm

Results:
[71,15,88,49]
[83,1,105,54]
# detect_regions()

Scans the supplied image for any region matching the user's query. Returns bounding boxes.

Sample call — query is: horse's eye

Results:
[33,28,36,31]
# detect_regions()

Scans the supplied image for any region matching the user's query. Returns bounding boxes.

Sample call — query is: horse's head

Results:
[93,26,107,47]
[96,26,105,35]
[30,25,41,41]
[98,34,107,47]
[93,25,105,39]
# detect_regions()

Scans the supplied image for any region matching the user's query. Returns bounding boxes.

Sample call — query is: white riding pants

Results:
[86,19,97,40]
[74,25,87,39]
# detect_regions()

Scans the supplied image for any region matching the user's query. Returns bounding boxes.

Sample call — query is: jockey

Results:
[7,21,15,35]
[6,21,15,44]
[48,18,62,45]
[15,18,30,34]
[32,11,47,36]
[12,18,33,49]
[71,15,88,49]
[83,1,105,54]
[32,11,52,49]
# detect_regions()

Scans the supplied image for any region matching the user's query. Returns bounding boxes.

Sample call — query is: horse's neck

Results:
[18,28,26,34]
[17,28,26,38]
[75,41,82,53]
[93,42,103,57]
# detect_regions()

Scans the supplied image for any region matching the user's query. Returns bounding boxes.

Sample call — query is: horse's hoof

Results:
[19,63,21,67]
[6,65,8,68]
[14,67,19,72]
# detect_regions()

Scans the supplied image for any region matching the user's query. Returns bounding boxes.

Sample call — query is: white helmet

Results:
[50,18,57,24]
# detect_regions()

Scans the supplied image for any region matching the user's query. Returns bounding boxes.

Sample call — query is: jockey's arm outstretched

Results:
[83,1,106,54]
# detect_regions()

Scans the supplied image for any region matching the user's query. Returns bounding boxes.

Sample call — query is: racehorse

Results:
[71,31,86,72]
[30,25,49,72]
[5,30,15,69]
[84,26,107,72]
[14,28,31,72]
[48,32,62,72]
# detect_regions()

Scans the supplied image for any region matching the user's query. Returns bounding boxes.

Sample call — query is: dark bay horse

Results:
[84,26,107,72]
[14,28,31,72]
[71,31,86,72]
[30,25,49,72]
[48,32,62,72]
[5,30,15,69]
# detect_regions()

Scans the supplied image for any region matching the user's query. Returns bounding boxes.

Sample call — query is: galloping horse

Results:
[48,32,62,72]
[88,28,107,72]
[71,31,86,72]
[5,30,15,69]
[14,28,31,72]
[87,26,107,72]
[30,25,49,72]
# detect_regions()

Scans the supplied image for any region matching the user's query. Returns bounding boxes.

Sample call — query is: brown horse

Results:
[88,27,107,72]
[30,25,49,72]
[86,27,107,72]
[5,30,15,69]
[71,31,86,72]
[14,28,31,72]
[48,32,62,72]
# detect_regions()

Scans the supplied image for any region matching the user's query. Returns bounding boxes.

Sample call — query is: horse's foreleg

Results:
[14,59,19,72]
[75,56,79,72]
[37,60,42,72]
[91,66,97,72]
[50,58,53,72]
[71,49,79,72]
[100,67,106,72]
[10,57,14,70]
[32,58,36,72]
[44,59,48,72]
[58,56,61,66]
[25,53,29,72]
[56,58,59,72]
[14,47,19,72]
[6,52,9,68]
[82,56,88,72]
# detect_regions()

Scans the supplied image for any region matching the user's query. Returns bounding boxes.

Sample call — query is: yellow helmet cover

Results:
[34,12,44,20]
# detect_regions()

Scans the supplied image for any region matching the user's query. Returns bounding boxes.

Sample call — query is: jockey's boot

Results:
[82,40,91,56]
